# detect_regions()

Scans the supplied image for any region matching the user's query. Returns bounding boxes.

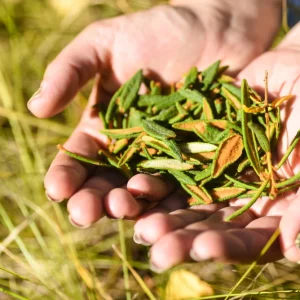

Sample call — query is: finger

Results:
[44,79,107,202]
[103,188,149,220]
[103,174,175,220]
[67,168,125,227]
[280,192,300,262]
[134,203,224,246]
[127,174,175,202]
[45,130,100,202]
[149,206,255,271]
[28,22,114,118]
[191,216,281,264]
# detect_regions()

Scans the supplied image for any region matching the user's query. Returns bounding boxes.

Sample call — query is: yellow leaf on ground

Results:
[165,269,214,300]
[49,0,88,16]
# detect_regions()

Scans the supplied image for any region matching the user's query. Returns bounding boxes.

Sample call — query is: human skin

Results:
[27,0,291,267]
[126,23,300,271]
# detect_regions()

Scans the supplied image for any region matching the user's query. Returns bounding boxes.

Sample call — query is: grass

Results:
[0,0,300,299]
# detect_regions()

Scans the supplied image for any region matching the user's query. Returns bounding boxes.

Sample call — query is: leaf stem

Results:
[57,144,111,167]
[226,178,269,221]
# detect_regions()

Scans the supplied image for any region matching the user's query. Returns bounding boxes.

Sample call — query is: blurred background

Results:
[0,0,300,299]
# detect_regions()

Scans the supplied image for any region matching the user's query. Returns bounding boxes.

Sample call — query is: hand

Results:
[124,23,300,272]
[28,0,281,227]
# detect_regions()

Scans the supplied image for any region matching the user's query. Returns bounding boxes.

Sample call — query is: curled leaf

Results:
[212,133,243,178]
[173,120,227,132]
[100,126,143,139]
[182,184,213,204]
[57,145,111,167]
[221,86,241,110]
[179,142,217,153]
[211,187,246,201]
[139,159,194,171]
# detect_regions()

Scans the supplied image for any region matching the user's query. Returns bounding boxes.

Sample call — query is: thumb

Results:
[27,21,115,118]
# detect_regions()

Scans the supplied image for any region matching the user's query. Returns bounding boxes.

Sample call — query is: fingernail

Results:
[133,233,151,246]
[68,215,91,229]
[45,191,63,203]
[28,86,42,108]
[190,249,201,261]
[135,194,148,200]
[190,249,210,261]
[149,262,165,274]
[295,233,300,249]
[106,215,124,220]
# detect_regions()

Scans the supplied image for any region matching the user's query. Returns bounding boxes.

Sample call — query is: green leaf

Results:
[179,142,217,153]
[139,159,194,171]
[168,170,196,185]
[100,126,144,139]
[241,79,261,175]
[142,119,176,140]
[183,66,198,88]
[178,88,205,104]
[201,60,220,91]
[248,122,270,153]
[120,69,143,112]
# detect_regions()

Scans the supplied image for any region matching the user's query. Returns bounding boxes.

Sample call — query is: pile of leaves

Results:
[59,61,300,220]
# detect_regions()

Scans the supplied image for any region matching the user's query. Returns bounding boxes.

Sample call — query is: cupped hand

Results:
[126,23,300,272]
[28,0,281,227]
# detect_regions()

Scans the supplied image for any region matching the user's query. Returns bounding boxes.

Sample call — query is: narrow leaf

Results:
[276,130,300,170]
[112,138,128,154]
[241,79,261,175]
[178,88,205,104]
[183,66,198,88]
[104,86,124,123]
[138,92,185,108]
[100,126,143,139]
[182,184,213,204]
[169,170,196,185]
[150,105,177,121]
[271,95,293,108]
[57,145,111,167]
[120,69,143,111]
[201,60,220,91]
[142,119,176,139]
[179,142,217,153]
[225,178,269,221]
[224,174,258,190]
[221,86,241,110]
[211,187,246,201]
[193,165,212,181]
[202,98,215,119]
[164,139,183,161]
[173,120,228,132]
[139,159,194,171]
[221,83,241,100]
[212,133,244,178]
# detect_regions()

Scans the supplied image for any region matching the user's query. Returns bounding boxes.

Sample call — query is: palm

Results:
[130,47,300,271]
[41,4,278,226]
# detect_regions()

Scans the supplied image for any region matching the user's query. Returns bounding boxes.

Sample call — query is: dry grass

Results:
[0,0,299,299]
